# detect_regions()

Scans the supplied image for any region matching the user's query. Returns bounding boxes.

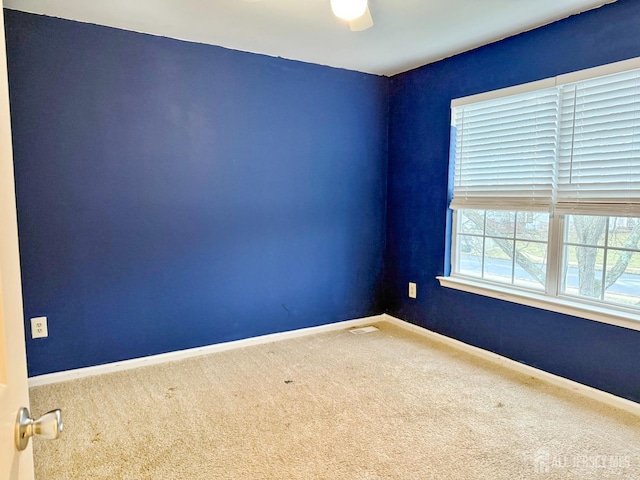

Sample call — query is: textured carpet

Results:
[30,321,640,479]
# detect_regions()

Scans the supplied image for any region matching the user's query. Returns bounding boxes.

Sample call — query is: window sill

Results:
[436,276,640,332]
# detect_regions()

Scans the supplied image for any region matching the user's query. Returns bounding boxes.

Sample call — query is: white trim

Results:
[381,314,640,417]
[556,56,640,86]
[451,56,640,109]
[29,312,639,417]
[436,275,640,332]
[27,315,383,387]
[451,77,555,108]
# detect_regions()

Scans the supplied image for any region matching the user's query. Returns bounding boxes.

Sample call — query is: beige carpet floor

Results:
[30,321,640,479]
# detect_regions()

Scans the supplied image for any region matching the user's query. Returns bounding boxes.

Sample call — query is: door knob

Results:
[15,407,63,451]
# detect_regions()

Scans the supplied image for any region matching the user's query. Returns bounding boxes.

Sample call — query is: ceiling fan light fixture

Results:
[330,0,368,21]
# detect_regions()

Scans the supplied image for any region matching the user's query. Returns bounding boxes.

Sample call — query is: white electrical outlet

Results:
[408,282,417,299]
[31,316,48,339]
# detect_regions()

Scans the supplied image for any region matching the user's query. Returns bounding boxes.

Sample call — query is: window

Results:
[443,58,640,328]
[457,210,549,291]
[562,215,640,309]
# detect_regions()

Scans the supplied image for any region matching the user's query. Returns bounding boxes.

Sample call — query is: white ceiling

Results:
[4,0,616,76]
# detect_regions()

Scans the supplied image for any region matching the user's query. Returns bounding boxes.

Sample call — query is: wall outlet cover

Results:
[31,316,48,339]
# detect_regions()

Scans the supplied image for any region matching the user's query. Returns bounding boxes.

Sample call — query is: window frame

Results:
[440,57,640,333]
[452,209,551,292]
[558,215,640,305]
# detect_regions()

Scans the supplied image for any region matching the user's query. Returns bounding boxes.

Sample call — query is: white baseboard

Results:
[29,312,640,417]
[381,314,640,417]
[28,315,383,387]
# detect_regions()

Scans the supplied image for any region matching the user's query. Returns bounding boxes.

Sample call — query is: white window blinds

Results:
[450,88,559,211]
[450,65,640,216]
[556,69,640,216]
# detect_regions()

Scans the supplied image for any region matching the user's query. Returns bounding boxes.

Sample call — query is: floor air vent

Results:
[349,326,379,334]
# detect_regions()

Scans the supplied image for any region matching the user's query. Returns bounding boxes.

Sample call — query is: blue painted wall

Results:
[385,0,640,402]
[5,11,389,376]
[6,1,640,401]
